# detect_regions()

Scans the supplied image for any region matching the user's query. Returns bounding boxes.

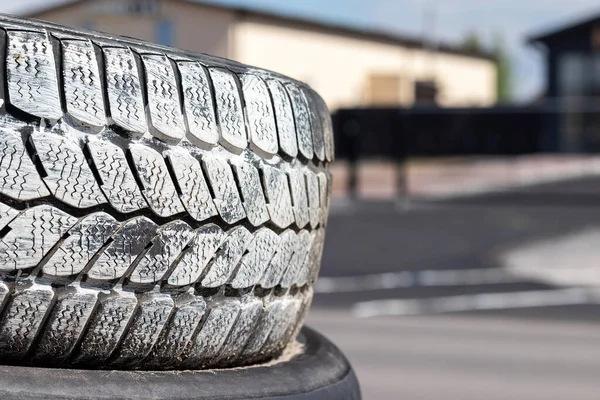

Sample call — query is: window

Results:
[414,80,438,104]
[367,74,403,106]
[156,19,174,46]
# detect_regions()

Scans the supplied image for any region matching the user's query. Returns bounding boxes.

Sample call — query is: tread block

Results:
[0,205,77,271]
[231,228,280,289]
[201,156,246,224]
[211,298,262,366]
[181,299,240,368]
[311,90,335,161]
[303,88,326,161]
[129,144,185,217]
[295,230,318,287]
[33,288,98,362]
[286,84,313,160]
[306,171,321,229]
[318,171,330,226]
[168,224,225,286]
[261,165,294,228]
[267,79,298,157]
[103,47,147,135]
[6,30,62,119]
[0,129,50,200]
[288,169,310,228]
[146,296,206,368]
[87,139,147,213]
[87,217,157,280]
[43,212,119,276]
[142,54,186,142]
[241,74,278,156]
[74,293,137,365]
[260,297,302,357]
[130,221,196,284]
[0,202,19,230]
[201,226,253,288]
[62,39,106,127]
[240,300,282,362]
[306,229,325,284]
[209,68,247,152]
[261,230,296,289]
[177,61,219,147]
[32,132,107,208]
[231,161,269,227]
[111,293,174,367]
[0,284,54,357]
[165,149,218,222]
[280,230,311,288]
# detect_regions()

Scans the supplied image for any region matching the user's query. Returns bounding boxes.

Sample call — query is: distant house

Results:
[24,0,497,110]
[529,14,600,151]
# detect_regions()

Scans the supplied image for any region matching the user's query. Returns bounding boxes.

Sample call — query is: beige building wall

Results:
[33,0,496,110]
[232,16,496,109]
[34,0,234,58]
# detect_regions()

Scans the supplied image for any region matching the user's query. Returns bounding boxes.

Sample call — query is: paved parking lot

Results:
[309,177,600,399]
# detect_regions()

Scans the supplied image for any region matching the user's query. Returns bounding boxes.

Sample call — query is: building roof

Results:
[21,0,495,61]
[528,12,600,44]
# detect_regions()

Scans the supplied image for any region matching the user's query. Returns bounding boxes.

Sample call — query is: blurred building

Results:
[25,0,497,110]
[530,14,600,152]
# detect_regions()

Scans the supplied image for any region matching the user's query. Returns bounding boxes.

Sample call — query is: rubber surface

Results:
[0,14,332,369]
[0,327,361,400]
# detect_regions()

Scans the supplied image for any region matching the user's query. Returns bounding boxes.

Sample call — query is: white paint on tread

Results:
[6,30,62,119]
[43,212,119,276]
[0,205,77,271]
[231,161,269,226]
[241,74,278,156]
[210,68,247,152]
[34,289,98,361]
[74,293,137,364]
[261,165,295,228]
[201,226,253,288]
[62,39,106,127]
[142,54,186,142]
[168,224,225,286]
[231,228,280,289]
[177,61,219,147]
[165,150,217,222]
[87,217,157,280]
[103,47,147,134]
[288,169,310,228]
[0,129,49,200]
[267,79,298,157]
[0,284,54,357]
[261,230,297,289]
[87,139,147,213]
[129,144,184,217]
[32,132,107,208]
[130,221,196,284]
[286,84,313,160]
[201,156,246,224]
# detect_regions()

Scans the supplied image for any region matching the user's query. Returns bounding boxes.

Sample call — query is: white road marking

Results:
[502,228,600,287]
[352,288,600,318]
[315,268,520,293]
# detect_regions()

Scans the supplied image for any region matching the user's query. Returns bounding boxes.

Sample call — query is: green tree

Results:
[461,30,483,53]
[492,33,512,103]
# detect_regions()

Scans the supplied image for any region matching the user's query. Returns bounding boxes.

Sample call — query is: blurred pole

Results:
[342,118,360,200]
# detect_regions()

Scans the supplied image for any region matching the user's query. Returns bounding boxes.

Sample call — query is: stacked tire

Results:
[0,14,332,370]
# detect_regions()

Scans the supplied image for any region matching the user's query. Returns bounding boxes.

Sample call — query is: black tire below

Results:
[0,327,361,400]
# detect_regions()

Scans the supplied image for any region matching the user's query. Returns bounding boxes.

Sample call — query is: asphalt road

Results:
[308,177,600,399]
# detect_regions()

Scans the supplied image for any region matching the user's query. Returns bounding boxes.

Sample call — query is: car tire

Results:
[0,14,332,370]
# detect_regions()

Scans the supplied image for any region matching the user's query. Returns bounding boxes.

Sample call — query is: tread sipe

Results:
[0,14,332,369]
